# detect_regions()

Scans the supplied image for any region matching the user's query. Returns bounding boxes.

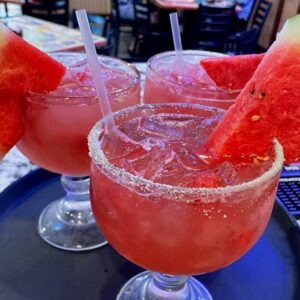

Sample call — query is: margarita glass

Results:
[17,53,140,251]
[88,103,283,299]
[143,50,240,109]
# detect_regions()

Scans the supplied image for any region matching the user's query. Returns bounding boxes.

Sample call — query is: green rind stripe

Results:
[278,14,300,43]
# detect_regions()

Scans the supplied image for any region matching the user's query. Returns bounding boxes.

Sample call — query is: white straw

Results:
[75,9,116,132]
[169,12,184,69]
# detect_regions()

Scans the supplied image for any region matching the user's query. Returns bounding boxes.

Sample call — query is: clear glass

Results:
[88,103,284,299]
[143,50,240,110]
[17,53,140,251]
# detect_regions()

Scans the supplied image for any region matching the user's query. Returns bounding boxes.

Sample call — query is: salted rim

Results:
[88,103,284,199]
[27,53,140,103]
[147,50,241,97]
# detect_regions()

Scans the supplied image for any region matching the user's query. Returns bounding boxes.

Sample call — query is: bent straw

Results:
[169,12,184,69]
[75,9,116,132]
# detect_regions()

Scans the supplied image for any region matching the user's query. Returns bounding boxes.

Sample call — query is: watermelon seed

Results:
[257,156,269,161]
[250,89,255,95]
[259,91,266,99]
[251,115,261,122]
[253,158,259,164]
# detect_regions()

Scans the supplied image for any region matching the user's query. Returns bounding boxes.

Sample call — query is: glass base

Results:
[38,199,107,251]
[117,271,212,300]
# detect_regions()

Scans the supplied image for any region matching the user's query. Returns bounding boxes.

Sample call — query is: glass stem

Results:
[145,272,190,299]
[58,175,94,225]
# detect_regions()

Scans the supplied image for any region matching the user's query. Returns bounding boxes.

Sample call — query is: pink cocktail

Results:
[17,53,140,251]
[88,103,283,299]
[144,51,240,109]
[18,54,140,175]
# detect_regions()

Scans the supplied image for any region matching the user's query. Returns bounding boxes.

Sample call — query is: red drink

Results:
[17,54,140,176]
[143,51,240,109]
[89,103,283,278]
[16,54,140,252]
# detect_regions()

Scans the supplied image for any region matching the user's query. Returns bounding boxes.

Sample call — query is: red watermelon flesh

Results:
[0,87,23,157]
[0,23,66,158]
[201,53,264,90]
[206,15,300,164]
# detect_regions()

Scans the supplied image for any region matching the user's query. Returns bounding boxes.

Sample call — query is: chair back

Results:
[224,0,271,54]
[22,0,69,26]
[111,0,135,24]
[88,14,107,36]
[184,5,235,52]
[0,2,8,18]
[72,11,113,55]
[110,0,120,21]
[225,27,260,54]
[131,0,172,58]
[249,0,272,36]
[133,0,151,27]
[73,12,106,36]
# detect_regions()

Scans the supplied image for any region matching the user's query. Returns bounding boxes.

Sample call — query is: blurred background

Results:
[0,0,300,60]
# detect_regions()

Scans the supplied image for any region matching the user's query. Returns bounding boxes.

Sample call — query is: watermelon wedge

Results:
[0,23,66,158]
[206,15,300,164]
[201,53,264,90]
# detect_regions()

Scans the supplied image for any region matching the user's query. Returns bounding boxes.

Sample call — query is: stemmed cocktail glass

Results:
[17,53,140,251]
[88,103,283,299]
[144,50,240,109]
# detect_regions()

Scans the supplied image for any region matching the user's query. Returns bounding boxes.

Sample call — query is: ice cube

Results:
[213,161,238,185]
[169,62,216,87]
[129,147,175,180]
[141,113,200,140]
[198,114,223,140]
[231,159,273,184]
[117,118,164,152]
[118,117,147,143]
[58,62,92,88]
[192,171,224,188]
[101,129,144,163]
[139,137,165,151]
[153,156,195,187]
[172,143,209,171]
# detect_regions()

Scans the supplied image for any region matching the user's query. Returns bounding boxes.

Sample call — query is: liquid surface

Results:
[51,60,136,97]
[101,112,272,188]
[154,62,215,88]
[144,60,238,108]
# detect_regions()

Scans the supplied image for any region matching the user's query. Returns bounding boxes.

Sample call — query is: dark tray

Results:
[0,169,299,300]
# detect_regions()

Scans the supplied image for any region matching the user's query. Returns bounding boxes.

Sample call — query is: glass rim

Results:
[88,103,284,200]
[27,53,140,103]
[147,50,241,96]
